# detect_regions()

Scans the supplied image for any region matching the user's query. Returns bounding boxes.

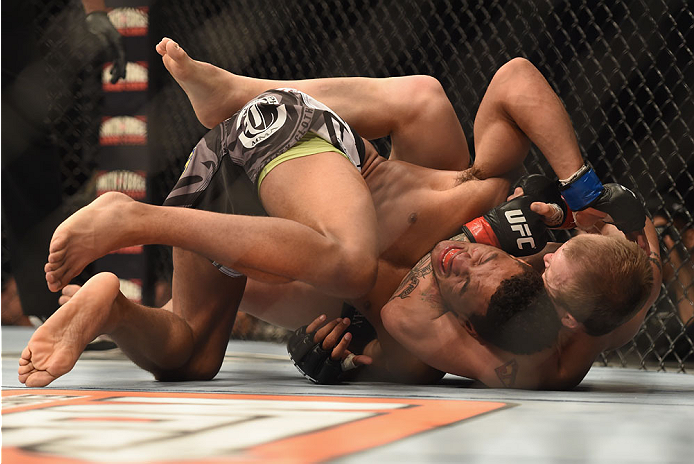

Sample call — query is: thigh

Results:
[241,278,342,330]
[259,151,379,258]
[170,247,246,378]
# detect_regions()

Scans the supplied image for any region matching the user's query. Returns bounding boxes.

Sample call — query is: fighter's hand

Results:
[287,315,372,384]
[559,164,646,235]
[462,194,549,257]
[512,175,575,229]
[508,187,567,228]
[85,11,126,83]
[571,189,649,255]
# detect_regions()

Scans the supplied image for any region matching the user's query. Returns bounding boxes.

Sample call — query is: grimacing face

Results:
[431,240,530,319]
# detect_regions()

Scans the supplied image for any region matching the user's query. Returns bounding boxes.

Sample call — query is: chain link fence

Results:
[148,0,693,371]
[4,0,693,370]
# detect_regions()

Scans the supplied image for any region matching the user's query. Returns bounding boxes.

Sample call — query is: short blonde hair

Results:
[551,234,653,336]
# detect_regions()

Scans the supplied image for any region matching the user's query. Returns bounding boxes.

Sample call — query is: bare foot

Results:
[44,192,136,292]
[156,37,240,128]
[18,273,122,387]
[58,283,82,306]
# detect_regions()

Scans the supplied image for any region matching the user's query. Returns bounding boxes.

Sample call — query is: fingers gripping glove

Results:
[462,195,549,257]
[514,174,575,229]
[287,326,344,384]
[85,11,127,84]
[587,183,647,233]
[559,165,646,232]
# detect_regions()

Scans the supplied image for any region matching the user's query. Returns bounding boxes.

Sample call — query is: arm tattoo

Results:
[390,233,467,302]
[649,251,662,273]
[495,359,519,388]
[390,256,433,301]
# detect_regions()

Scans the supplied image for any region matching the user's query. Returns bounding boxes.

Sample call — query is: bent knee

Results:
[399,75,449,116]
[497,57,537,74]
[404,75,446,101]
[332,248,378,298]
[493,57,541,87]
[153,359,222,382]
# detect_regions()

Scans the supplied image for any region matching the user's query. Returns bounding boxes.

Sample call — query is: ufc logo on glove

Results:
[505,210,535,250]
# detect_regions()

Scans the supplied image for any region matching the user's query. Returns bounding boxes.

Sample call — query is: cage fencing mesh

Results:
[5,0,693,370]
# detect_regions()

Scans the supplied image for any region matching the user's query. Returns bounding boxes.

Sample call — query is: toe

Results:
[62,284,81,297]
[18,363,34,375]
[167,40,187,60]
[46,275,63,293]
[25,371,56,388]
[18,370,32,384]
[48,248,67,263]
[49,235,67,254]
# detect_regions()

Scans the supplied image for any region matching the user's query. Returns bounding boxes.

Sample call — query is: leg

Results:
[257,151,379,297]
[21,249,244,386]
[19,273,125,387]
[156,38,469,170]
[152,248,245,380]
[240,279,342,330]
[46,179,377,298]
[472,58,584,180]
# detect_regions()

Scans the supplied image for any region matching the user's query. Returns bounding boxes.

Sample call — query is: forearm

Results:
[352,339,444,384]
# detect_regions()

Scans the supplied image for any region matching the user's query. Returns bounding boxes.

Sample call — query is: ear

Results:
[560,312,581,330]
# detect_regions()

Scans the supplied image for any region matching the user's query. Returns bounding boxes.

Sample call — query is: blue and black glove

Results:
[559,164,646,233]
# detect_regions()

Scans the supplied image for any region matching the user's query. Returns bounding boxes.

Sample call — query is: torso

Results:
[354,148,510,317]
[342,147,512,382]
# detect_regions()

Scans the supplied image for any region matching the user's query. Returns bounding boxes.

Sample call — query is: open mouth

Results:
[440,247,465,274]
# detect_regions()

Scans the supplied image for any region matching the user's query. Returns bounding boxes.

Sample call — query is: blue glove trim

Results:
[560,167,603,211]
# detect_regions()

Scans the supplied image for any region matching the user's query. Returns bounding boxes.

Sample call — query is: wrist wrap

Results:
[559,165,604,211]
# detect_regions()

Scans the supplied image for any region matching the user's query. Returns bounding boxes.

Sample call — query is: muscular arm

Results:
[379,251,493,382]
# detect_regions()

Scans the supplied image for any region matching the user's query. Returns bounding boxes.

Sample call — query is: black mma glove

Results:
[514,174,575,229]
[559,164,646,233]
[287,325,354,384]
[584,183,647,233]
[461,195,549,257]
[85,11,126,84]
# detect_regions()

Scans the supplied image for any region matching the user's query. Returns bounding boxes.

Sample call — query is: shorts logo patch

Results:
[237,95,287,148]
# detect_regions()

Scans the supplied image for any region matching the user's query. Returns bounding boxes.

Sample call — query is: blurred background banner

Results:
[2,0,692,370]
